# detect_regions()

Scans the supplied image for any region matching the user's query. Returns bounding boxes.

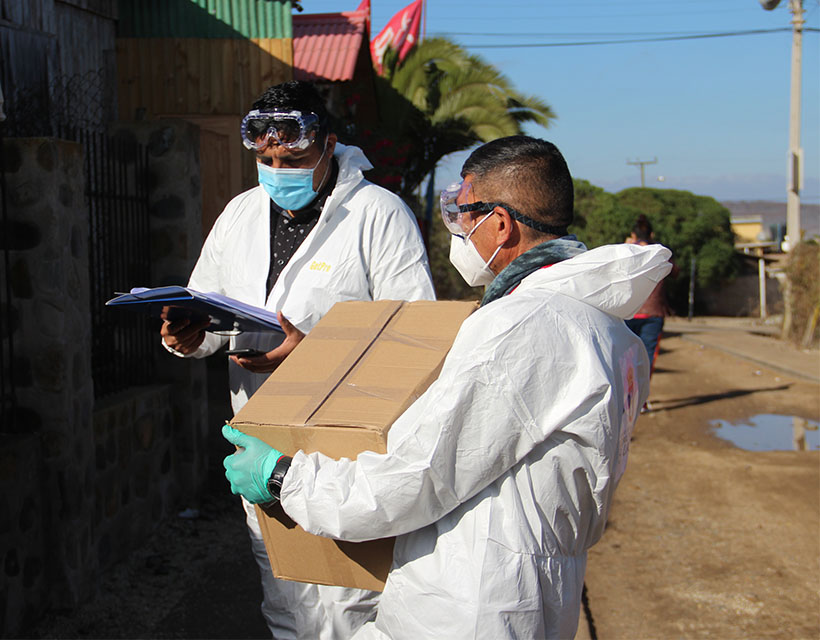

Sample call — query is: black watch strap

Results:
[266,456,292,502]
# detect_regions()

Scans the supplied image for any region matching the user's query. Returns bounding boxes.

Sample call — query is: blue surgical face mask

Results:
[257,143,330,211]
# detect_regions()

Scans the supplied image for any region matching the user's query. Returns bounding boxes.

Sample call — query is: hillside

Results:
[721,200,820,240]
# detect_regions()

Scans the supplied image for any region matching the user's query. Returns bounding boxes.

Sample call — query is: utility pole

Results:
[786,0,804,251]
[760,0,804,251]
[626,157,657,188]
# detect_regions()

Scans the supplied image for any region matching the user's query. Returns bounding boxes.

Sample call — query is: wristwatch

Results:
[266,456,293,502]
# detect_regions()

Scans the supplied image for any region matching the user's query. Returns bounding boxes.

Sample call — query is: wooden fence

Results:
[117,37,293,119]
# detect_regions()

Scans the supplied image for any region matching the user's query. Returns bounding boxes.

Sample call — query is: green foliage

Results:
[347,36,556,299]
[337,75,428,193]
[361,38,555,200]
[570,179,642,248]
[570,184,739,314]
[616,188,737,288]
[402,191,482,301]
[785,241,820,346]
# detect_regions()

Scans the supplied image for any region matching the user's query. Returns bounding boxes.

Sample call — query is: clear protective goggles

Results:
[240,109,320,151]
[440,180,495,237]
[440,179,567,237]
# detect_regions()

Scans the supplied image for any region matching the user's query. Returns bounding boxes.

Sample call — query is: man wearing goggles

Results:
[221,136,672,638]
[159,81,434,639]
[242,105,334,214]
[439,175,574,288]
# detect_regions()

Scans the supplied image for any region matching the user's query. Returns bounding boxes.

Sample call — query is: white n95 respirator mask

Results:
[448,214,502,287]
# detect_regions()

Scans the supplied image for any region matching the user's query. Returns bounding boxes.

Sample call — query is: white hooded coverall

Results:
[175,144,435,639]
[279,243,672,640]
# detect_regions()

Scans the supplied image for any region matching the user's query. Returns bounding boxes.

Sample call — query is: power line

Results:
[429,8,798,21]
[434,28,814,37]
[447,27,819,49]
[435,30,776,36]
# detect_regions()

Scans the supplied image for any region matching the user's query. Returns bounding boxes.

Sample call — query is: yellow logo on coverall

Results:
[309,261,331,272]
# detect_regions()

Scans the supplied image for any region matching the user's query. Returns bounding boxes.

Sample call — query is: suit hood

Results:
[515,243,673,319]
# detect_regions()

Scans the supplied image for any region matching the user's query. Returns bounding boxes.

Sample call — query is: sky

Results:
[303,0,820,205]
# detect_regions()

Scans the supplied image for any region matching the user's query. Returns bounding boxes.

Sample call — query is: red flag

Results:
[370,0,422,74]
[356,0,371,28]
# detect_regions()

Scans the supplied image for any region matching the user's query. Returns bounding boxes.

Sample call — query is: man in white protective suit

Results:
[222,136,672,639]
[160,81,435,639]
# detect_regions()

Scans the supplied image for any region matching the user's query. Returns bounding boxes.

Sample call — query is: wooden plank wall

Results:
[1,0,118,129]
[116,37,293,119]
[0,0,56,33]
[54,1,117,81]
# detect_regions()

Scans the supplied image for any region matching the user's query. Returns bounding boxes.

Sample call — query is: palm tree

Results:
[374,37,555,200]
[346,37,556,298]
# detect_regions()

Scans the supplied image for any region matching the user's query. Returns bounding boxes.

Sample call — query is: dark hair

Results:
[632,214,653,243]
[461,135,574,238]
[251,81,331,139]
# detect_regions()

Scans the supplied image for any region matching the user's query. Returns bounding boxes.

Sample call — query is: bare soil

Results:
[579,328,819,639]
[24,324,820,640]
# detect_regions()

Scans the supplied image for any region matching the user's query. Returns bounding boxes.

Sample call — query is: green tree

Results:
[615,188,737,290]
[364,38,555,200]
[346,38,555,299]
[571,185,739,314]
[570,179,642,248]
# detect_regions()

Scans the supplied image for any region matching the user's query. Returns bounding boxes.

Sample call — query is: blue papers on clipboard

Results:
[105,286,283,334]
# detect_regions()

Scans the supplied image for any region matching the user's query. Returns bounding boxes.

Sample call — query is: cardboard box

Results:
[230,299,478,591]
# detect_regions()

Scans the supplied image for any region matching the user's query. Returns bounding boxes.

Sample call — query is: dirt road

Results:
[579,320,819,639]
[27,319,819,640]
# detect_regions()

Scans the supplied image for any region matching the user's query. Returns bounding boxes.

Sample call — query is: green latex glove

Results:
[222,424,284,504]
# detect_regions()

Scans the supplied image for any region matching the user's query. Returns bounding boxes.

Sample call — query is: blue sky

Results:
[304,0,820,204]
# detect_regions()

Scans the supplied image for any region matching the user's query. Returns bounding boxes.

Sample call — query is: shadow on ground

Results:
[650,384,792,412]
[23,357,272,640]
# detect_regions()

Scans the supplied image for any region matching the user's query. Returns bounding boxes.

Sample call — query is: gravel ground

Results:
[21,479,271,640]
[19,358,272,640]
[18,318,818,640]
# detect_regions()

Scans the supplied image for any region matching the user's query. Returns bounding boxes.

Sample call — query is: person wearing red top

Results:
[624,215,679,388]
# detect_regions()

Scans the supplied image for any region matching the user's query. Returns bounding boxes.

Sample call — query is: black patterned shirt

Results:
[266,158,339,295]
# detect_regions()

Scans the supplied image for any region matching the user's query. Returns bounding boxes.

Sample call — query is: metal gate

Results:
[0,132,16,430]
[3,71,155,399]
[74,127,154,397]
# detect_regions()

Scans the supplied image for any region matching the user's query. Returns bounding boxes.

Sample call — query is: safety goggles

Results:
[440,179,567,237]
[440,181,492,237]
[240,109,320,151]
[441,180,521,238]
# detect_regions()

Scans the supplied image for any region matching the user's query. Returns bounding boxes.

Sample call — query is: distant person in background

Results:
[625,215,679,411]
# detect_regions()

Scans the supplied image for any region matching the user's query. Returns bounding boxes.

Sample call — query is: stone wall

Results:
[699,273,784,318]
[109,119,210,505]
[1,137,96,631]
[0,121,211,637]
[91,386,176,568]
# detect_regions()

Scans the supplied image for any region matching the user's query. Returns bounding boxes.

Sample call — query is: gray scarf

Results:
[481,236,587,307]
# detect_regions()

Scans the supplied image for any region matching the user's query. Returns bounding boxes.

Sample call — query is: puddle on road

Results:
[710,414,820,451]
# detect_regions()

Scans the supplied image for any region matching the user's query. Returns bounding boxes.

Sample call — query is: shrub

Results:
[784,241,820,347]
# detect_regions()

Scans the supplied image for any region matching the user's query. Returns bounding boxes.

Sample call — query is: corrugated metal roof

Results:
[117,0,292,39]
[292,10,367,82]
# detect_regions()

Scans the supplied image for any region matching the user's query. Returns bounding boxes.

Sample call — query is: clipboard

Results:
[105,286,284,334]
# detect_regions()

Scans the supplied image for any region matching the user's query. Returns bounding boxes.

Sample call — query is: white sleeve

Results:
[186,332,229,358]
[366,196,436,302]
[160,206,231,359]
[161,337,186,357]
[161,329,227,360]
[280,311,608,542]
